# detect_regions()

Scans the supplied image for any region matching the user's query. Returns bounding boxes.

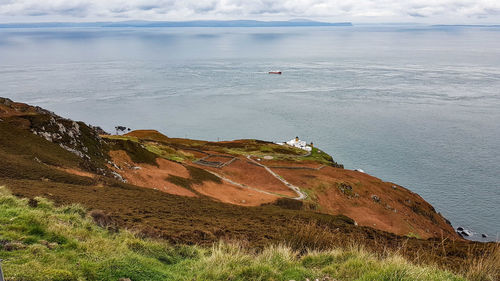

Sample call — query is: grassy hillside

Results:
[0,186,479,281]
[1,98,498,280]
[122,130,343,167]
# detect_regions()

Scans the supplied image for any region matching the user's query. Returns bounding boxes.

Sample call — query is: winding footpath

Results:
[246,155,308,200]
[205,170,278,197]
[193,153,310,200]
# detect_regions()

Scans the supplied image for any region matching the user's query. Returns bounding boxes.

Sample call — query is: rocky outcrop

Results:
[0,97,109,174]
[31,117,87,158]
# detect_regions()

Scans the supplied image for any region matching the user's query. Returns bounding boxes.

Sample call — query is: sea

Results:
[0,25,498,241]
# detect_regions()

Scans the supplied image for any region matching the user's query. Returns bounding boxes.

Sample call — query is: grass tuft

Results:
[464,243,500,281]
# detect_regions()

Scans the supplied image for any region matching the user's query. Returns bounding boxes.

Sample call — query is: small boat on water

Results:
[268,71,282,75]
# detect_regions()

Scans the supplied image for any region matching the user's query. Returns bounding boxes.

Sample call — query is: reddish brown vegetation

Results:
[1,97,497,276]
[192,181,279,206]
[96,129,459,239]
[196,159,297,197]
[108,150,197,197]
[273,165,457,239]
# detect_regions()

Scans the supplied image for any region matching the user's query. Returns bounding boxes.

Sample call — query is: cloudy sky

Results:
[0,0,499,24]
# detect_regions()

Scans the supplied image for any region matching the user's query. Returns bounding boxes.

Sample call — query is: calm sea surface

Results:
[0,26,499,241]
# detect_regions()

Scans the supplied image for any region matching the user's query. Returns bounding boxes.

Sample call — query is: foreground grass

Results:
[0,186,474,281]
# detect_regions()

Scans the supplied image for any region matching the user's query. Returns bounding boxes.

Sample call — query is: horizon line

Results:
[0,20,498,26]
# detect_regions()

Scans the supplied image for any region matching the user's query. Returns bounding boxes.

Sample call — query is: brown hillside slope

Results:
[0,97,497,275]
[109,129,456,239]
[272,165,456,239]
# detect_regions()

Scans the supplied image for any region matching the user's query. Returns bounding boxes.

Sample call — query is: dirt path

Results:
[204,170,280,197]
[246,155,307,200]
[190,149,309,200]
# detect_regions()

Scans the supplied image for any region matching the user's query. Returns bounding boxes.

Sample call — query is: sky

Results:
[0,0,500,24]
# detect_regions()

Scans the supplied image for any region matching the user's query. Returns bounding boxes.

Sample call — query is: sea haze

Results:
[0,25,499,241]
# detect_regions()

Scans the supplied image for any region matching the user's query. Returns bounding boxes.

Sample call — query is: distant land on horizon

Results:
[431,24,500,28]
[0,20,353,28]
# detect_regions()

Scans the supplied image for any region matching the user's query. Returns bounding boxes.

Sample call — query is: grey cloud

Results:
[1,0,500,22]
[408,12,426,18]
[189,1,218,13]
[137,5,159,11]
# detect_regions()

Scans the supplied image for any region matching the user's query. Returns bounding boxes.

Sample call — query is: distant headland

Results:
[0,20,353,29]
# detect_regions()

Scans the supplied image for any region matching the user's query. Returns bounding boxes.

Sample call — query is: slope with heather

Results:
[0,97,498,278]
[103,129,456,239]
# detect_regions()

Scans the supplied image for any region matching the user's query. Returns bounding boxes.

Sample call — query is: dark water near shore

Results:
[0,26,499,241]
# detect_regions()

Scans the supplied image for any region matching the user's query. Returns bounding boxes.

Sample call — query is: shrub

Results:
[89,209,114,229]
[273,197,304,210]
[28,198,38,208]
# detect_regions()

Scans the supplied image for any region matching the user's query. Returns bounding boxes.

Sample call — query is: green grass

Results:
[297,188,322,211]
[0,186,473,281]
[102,135,140,142]
[224,144,342,167]
[108,138,159,166]
[406,232,422,239]
[301,147,343,167]
[104,134,341,167]
[103,135,193,163]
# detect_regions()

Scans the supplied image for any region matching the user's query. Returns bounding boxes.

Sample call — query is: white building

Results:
[277,136,312,152]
